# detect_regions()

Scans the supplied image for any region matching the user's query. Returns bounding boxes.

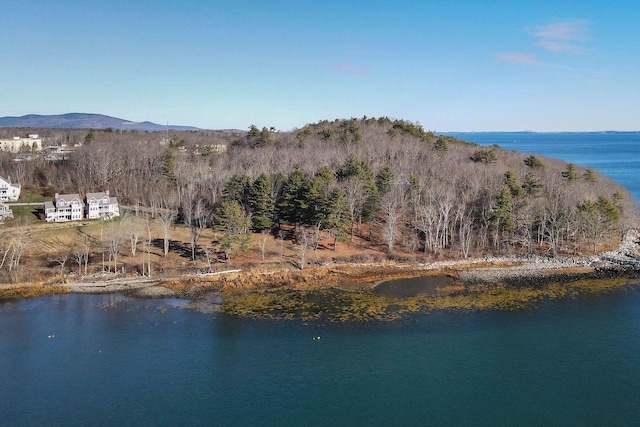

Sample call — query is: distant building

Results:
[0,176,20,201]
[44,191,120,222]
[0,134,43,153]
[85,190,120,219]
[43,144,77,161]
[44,193,84,222]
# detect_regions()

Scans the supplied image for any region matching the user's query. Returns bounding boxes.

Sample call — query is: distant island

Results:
[1,116,639,319]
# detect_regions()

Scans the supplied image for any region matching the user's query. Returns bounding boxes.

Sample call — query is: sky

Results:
[2,0,639,131]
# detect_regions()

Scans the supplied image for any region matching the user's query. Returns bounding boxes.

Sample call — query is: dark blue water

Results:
[1,291,640,426]
[444,132,640,202]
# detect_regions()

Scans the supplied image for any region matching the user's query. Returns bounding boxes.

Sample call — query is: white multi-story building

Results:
[44,193,84,222]
[0,176,21,201]
[0,134,43,153]
[85,191,120,219]
[44,191,120,222]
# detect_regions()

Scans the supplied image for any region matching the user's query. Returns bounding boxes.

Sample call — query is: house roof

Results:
[86,191,109,201]
[86,192,118,206]
[55,194,84,205]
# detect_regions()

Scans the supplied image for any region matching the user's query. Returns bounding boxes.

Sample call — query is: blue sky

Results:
[2,0,639,131]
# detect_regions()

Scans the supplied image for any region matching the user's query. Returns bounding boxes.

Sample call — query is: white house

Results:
[44,193,84,222]
[0,176,21,201]
[0,203,13,220]
[85,190,120,219]
[0,134,43,153]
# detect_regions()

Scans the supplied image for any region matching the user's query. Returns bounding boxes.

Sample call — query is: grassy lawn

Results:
[17,189,48,203]
[6,205,41,221]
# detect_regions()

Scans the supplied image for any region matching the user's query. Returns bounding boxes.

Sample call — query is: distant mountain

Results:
[0,113,201,131]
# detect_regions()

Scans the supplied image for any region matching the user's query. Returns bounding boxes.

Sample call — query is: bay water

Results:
[1,291,639,426]
[2,132,640,426]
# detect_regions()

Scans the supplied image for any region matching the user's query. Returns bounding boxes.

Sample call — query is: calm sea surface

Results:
[1,292,640,426]
[2,133,640,426]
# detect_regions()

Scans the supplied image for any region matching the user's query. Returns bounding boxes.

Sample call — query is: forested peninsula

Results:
[1,117,639,318]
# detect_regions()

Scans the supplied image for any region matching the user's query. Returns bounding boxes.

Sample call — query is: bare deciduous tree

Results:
[156,209,177,257]
[105,219,125,273]
[342,177,366,240]
[2,219,33,281]
[55,254,69,277]
[123,214,145,257]
[295,226,310,270]
[378,184,406,252]
[258,229,270,260]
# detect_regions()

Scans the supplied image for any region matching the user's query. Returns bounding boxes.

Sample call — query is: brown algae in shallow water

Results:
[221,278,635,321]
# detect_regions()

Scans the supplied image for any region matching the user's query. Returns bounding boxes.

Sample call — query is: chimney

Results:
[106,190,109,196]
[55,193,59,200]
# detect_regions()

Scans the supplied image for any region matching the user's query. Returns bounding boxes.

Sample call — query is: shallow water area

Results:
[374,275,452,297]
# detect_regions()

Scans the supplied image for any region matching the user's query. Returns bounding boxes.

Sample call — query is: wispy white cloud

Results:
[529,19,590,54]
[494,52,539,65]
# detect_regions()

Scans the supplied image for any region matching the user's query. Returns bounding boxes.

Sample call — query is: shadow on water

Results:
[373,275,452,298]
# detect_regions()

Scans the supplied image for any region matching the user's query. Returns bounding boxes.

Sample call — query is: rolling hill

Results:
[0,113,200,131]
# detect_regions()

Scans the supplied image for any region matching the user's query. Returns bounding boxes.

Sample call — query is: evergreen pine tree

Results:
[215,200,252,260]
[376,167,394,195]
[224,174,252,209]
[322,188,350,249]
[562,163,578,180]
[277,168,311,227]
[522,172,543,196]
[583,168,597,183]
[250,173,274,231]
[524,155,544,169]
[504,170,526,199]
[161,148,176,181]
[306,166,336,225]
[491,187,514,234]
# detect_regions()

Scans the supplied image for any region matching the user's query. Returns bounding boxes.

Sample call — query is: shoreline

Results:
[5,257,640,314]
[2,231,640,319]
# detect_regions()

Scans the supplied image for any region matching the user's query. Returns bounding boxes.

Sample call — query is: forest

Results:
[0,117,637,282]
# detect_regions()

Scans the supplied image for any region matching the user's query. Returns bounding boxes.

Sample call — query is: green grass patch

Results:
[5,205,40,221]
[17,190,48,203]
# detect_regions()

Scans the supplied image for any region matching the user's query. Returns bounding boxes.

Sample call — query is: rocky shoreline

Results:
[61,254,639,299]
[119,231,640,297]
[3,231,640,309]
